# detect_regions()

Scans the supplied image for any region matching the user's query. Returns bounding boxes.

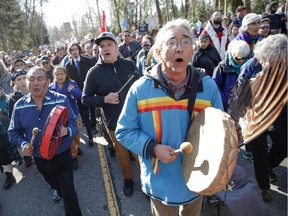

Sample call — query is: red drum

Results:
[39,105,68,159]
[182,107,239,195]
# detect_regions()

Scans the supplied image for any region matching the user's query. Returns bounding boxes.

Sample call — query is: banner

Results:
[101,10,106,32]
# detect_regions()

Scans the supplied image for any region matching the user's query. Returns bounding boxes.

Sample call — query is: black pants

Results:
[34,149,82,216]
[251,113,287,190]
[0,147,12,166]
[78,102,93,140]
[89,107,96,129]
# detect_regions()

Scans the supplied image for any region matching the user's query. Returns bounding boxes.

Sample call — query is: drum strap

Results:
[187,68,205,117]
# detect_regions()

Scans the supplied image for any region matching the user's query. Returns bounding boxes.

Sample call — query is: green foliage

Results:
[252,0,270,14]
[0,0,49,52]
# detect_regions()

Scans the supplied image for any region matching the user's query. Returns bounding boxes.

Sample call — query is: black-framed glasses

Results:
[164,38,192,49]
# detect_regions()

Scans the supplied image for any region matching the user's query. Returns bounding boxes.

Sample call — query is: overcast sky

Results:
[41,0,109,28]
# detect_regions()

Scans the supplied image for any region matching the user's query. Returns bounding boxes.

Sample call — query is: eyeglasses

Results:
[41,61,49,65]
[234,56,248,61]
[164,38,192,49]
[124,35,130,37]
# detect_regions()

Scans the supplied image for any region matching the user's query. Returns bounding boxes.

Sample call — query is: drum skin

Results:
[39,105,68,160]
[182,107,239,195]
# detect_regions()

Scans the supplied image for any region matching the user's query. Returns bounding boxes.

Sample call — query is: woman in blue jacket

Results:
[212,40,250,111]
[49,66,82,169]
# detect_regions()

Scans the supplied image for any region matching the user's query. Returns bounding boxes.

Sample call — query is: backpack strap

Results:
[188,68,205,117]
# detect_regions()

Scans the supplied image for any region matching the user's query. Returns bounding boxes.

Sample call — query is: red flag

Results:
[101,10,106,32]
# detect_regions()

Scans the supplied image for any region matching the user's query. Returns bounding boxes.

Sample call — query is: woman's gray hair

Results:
[254,34,287,65]
[230,40,250,58]
[154,18,193,50]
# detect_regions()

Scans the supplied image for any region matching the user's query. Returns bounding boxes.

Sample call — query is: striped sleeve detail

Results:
[152,110,162,175]
[138,97,188,113]
[14,99,66,111]
[43,99,66,106]
[14,103,37,110]
[192,99,212,116]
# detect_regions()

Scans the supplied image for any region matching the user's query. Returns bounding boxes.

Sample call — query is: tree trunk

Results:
[243,0,251,13]
[112,0,121,32]
[135,0,138,27]
[155,0,163,24]
[184,0,189,18]
[165,0,170,22]
[170,0,176,18]
[96,0,101,28]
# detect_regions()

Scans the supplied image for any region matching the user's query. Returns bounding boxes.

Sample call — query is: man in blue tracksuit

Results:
[8,67,82,216]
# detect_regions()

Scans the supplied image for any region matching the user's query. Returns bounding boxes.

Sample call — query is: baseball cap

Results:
[95,32,117,45]
[266,1,278,11]
[40,55,50,63]
[12,69,27,81]
[13,58,26,67]
[235,5,246,13]
[57,45,65,51]
[260,18,270,28]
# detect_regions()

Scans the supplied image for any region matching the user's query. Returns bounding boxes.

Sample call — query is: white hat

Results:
[242,13,261,28]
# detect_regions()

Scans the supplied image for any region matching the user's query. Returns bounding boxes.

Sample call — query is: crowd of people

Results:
[0,1,287,215]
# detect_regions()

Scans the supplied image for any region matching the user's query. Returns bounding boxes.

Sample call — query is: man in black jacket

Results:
[82,32,139,197]
[65,42,95,147]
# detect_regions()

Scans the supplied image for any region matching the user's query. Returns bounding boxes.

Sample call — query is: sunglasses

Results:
[234,56,248,61]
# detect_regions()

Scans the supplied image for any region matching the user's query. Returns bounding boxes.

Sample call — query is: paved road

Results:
[0,130,287,216]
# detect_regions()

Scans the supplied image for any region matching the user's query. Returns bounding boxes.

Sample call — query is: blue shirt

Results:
[8,90,78,158]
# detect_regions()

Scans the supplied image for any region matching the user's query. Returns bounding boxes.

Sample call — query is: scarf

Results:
[228,52,247,75]
[236,32,261,53]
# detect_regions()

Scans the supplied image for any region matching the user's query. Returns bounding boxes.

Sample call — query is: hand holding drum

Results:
[170,142,193,155]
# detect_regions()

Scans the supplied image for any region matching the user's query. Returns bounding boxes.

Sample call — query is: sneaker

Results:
[3,172,15,190]
[269,169,277,183]
[24,156,33,167]
[261,190,272,203]
[88,138,94,147]
[107,143,115,157]
[123,179,134,197]
[52,190,62,202]
[243,151,253,162]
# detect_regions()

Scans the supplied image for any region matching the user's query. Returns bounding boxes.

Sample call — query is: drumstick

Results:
[27,127,39,148]
[117,71,138,94]
[170,142,193,155]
